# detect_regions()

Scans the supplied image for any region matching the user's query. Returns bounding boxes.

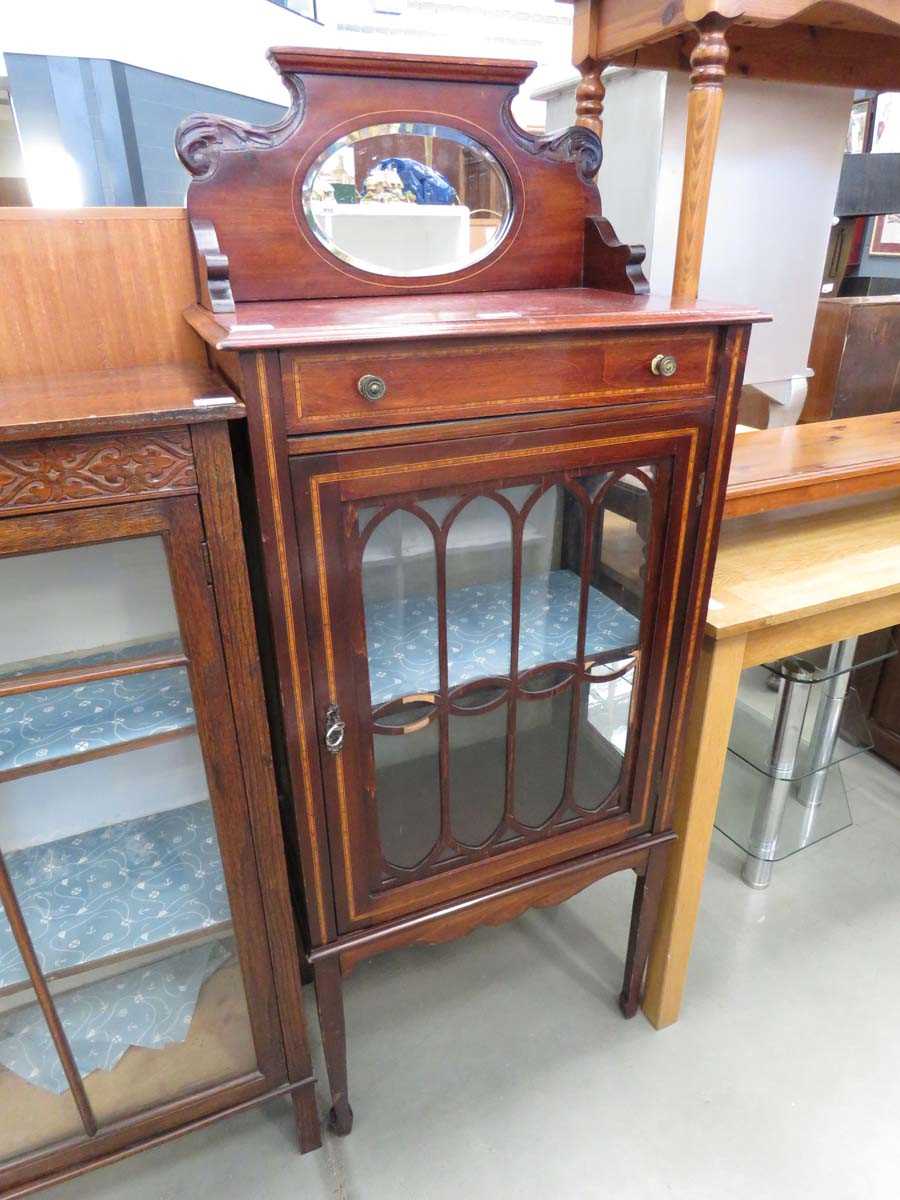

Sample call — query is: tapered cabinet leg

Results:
[313,958,354,1135]
[291,1085,323,1153]
[619,845,670,1019]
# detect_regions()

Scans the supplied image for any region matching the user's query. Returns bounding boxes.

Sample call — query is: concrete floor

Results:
[44,749,900,1200]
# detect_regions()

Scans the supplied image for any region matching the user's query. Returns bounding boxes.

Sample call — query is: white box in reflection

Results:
[319,204,470,275]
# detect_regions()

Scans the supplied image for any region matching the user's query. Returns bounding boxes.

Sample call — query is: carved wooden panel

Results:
[0,431,197,516]
[179,48,604,303]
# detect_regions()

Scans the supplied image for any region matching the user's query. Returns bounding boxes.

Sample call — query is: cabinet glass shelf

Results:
[727,689,873,781]
[365,568,639,708]
[716,750,852,862]
[0,636,194,782]
[0,800,230,997]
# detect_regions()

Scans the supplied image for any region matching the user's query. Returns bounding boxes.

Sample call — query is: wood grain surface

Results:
[0,364,242,443]
[0,209,203,380]
[185,288,766,351]
[725,412,900,516]
[563,0,900,88]
[708,488,900,639]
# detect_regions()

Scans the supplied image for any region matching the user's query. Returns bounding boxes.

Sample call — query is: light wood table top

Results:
[710,489,900,640]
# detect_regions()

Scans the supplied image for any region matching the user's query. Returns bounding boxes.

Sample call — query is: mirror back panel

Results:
[178,49,597,303]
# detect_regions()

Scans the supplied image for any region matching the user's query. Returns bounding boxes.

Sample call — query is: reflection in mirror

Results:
[302,123,513,277]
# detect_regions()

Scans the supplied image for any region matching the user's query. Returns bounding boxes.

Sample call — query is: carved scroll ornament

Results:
[175,73,306,180]
[500,95,603,184]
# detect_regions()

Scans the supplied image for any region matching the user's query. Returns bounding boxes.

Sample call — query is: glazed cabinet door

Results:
[292,416,706,931]
[0,498,284,1186]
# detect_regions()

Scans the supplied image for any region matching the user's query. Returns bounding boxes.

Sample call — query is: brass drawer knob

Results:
[651,354,678,378]
[358,373,387,402]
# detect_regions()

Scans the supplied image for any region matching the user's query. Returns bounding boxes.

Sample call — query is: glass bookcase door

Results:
[0,940,85,1165]
[0,507,277,1166]
[354,464,659,889]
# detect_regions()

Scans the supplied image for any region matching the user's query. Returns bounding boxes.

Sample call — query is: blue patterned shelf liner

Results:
[0,939,231,1093]
[0,801,230,991]
[0,650,194,777]
[365,569,640,708]
[0,635,183,683]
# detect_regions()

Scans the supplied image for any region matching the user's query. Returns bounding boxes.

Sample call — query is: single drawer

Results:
[280,329,718,433]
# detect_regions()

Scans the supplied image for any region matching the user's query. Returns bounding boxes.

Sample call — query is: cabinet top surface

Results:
[185,287,767,351]
[0,363,243,443]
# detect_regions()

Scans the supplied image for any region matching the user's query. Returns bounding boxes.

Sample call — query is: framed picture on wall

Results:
[846,98,873,153]
[872,92,900,153]
[870,213,900,256]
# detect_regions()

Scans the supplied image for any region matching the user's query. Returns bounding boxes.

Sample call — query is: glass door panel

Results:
[515,670,573,828]
[353,462,659,890]
[372,714,441,871]
[0,945,85,1164]
[0,739,259,1125]
[55,932,257,1125]
[448,685,507,847]
[0,536,183,684]
[0,516,270,1149]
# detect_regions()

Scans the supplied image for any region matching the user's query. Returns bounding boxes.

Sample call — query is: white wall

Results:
[0,0,572,127]
[651,72,850,398]
[537,69,851,405]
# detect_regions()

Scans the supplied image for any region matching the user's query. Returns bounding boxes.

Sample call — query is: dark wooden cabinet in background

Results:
[178,47,764,1133]
[0,367,320,1196]
[803,295,900,423]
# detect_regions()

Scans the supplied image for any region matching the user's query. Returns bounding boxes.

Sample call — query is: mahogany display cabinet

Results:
[0,367,320,1196]
[177,47,766,1133]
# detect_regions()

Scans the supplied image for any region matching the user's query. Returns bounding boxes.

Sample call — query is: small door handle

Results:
[650,354,678,378]
[324,704,345,754]
[357,374,387,402]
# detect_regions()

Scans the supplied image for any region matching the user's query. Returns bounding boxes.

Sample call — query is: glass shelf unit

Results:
[716,749,853,863]
[727,688,872,782]
[713,635,896,876]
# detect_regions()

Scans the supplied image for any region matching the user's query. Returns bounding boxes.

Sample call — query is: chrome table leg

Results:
[797,637,858,811]
[742,659,814,889]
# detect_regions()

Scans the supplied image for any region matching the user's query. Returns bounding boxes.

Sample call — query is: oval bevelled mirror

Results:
[300,122,514,278]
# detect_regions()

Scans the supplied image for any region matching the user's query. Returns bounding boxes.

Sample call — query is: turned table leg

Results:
[312,957,354,1135]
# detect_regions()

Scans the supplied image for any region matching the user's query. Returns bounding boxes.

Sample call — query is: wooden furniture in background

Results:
[0,212,320,1195]
[0,208,203,381]
[0,179,29,207]
[725,411,900,517]
[864,642,900,769]
[177,46,764,1133]
[644,465,900,1028]
[802,295,900,423]
[560,1,900,300]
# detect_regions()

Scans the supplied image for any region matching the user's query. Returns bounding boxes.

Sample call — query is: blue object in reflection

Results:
[371,157,459,205]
